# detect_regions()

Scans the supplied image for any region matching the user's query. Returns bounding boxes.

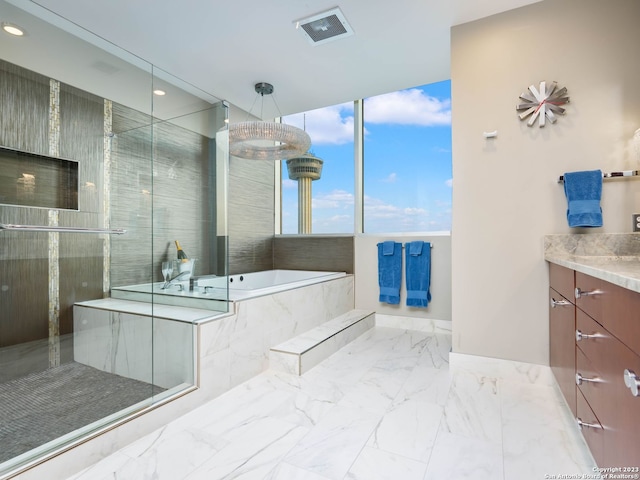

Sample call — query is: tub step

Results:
[269,309,375,375]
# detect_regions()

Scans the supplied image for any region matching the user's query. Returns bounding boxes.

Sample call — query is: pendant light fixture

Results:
[229,82,311,161]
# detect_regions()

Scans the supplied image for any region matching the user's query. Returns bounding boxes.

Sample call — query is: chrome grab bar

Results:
[0,223,126,235]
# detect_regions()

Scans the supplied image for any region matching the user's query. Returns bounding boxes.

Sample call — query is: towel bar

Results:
[401,244,433,249]
[0,223,127,234]
[557,170,640,183]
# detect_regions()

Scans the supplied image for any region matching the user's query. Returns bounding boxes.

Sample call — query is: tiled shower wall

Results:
[0,60,104,355]
[0,59,220,358]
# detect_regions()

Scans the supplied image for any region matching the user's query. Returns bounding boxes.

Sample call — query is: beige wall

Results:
[451,0,640,364]
[354,235,452,321]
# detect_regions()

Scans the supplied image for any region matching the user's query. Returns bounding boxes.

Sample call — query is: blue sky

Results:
[282,80,451,234]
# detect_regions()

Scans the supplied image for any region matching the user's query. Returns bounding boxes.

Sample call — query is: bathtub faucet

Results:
[189,274,217,292]
[162,271,191,290]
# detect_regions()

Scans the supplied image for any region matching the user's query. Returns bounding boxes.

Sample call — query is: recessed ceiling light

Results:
[153,89,166,96]
[2,22,25,37]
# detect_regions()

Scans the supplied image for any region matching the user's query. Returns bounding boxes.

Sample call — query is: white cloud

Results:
[364,88,451,126]
[403,207,427,216]
[445,178,453,188]
[312,189,354,209]
[285,103,354,146]
[382,173,398,183]
[299,192,451,233]
[282,179,297,189]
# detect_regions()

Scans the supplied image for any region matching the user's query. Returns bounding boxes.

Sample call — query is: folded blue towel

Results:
[382,240,395,256]
[563,170,603,228]
[409,241,423,256]
[377,242,402,304]
[405,241,431,308]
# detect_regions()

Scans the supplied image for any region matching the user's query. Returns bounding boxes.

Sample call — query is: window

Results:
[280,80,451,235]
[281,102,355,234]
[363,80,452,233]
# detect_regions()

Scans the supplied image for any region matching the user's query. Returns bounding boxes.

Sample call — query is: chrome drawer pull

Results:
[576,417,602,430]
[574,287,602,299]
[575,329,600,342]
[576,372,600,385]
[623,369,640,397]
[550,297,571,308]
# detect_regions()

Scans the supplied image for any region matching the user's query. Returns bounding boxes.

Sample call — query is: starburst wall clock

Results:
[516,81,569,127]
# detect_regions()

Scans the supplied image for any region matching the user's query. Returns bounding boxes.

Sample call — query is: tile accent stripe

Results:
[103,100,112,297]
[48,79,60,157]
[47,210,60,367]
[48,79,61,367]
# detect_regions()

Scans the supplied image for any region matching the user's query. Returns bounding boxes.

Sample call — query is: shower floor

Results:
[0,362,164,464]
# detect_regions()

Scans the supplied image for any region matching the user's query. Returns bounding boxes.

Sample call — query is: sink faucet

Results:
[162,271,191,290]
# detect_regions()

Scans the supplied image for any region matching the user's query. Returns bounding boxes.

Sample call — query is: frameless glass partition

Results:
[0,0,228,476]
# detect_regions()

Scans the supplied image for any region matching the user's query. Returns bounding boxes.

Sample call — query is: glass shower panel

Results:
[0,0,155,475]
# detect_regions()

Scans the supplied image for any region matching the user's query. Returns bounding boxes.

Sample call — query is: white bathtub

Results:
[111,269,348,306]
[196,269,347,301]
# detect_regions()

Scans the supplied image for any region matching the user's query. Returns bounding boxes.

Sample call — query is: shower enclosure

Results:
[0,1,229,477]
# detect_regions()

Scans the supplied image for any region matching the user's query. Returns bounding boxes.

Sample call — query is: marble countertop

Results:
[544,233,640,293]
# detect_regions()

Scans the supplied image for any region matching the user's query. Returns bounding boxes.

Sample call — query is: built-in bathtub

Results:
[195,269,347,301]
[110,269,347,308]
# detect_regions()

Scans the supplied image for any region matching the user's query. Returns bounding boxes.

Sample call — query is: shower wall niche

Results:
[0,146,78,210]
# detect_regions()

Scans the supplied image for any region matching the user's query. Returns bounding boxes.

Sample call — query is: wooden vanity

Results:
[548,258,640,468]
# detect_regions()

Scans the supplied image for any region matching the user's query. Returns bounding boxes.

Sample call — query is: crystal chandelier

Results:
[229,83,311,161]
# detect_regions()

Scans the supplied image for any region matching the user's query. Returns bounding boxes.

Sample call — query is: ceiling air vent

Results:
[295,7,354,46]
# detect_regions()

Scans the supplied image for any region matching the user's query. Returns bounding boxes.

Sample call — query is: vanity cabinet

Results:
[549,263,640,468]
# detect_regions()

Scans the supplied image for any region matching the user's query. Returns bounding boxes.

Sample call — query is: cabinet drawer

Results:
[575,345,606,418]
[549,287,576,415]
[549,263,575,304]
[600,335,640,467]
[575,272,640,355]
[576,389,604,466]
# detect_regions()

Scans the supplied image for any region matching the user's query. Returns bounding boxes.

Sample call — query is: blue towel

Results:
[409,241,423,256]
[377,242,402,304]
[563,170,603,228]
[405,241,431,308]
[382,240,395,256]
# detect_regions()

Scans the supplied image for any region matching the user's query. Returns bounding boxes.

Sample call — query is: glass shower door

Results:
[0,60,158,475]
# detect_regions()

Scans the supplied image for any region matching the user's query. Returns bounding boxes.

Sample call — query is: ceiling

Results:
[5,0,540,119]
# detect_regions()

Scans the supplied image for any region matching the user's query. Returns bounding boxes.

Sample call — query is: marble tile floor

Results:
[66,326,597,480]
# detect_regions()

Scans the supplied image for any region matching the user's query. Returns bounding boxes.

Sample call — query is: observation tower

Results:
[286,153,323,234]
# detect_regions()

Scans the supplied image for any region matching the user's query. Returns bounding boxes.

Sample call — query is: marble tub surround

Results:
[63,327,596,480]
[544,233,640,292]
[76,275,354,398]
[198,274,355,391]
